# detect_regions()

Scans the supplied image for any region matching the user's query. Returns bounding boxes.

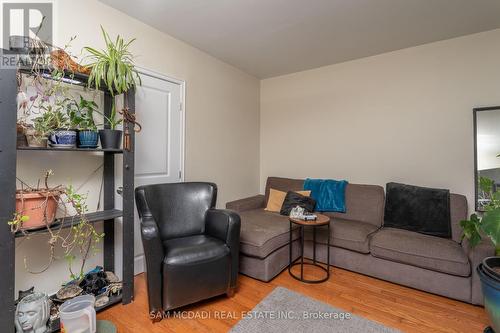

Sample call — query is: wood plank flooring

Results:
[97,266,489,333]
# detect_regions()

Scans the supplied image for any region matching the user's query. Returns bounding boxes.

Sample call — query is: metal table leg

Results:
[300,226,304,280]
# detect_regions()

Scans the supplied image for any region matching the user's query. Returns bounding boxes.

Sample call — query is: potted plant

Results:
[16,122,28,147]
[27,113,52,147]
[9,171,62,231]
[84,27,140,149]
[461,177,500,256]
[98,110,122,149]
[68,96,100,148]
[43,109,77,148]
[26,67,79,148]
[461,177,500,332]
[9,170,104,280]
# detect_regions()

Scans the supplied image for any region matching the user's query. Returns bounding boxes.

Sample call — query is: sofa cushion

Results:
[305,218,379,254]
[329,184,385,227]
[384,182,451,238]
[331,219,379,253]
[265,188,311,213]
[370,228,470,277]
[239,209,299,258]
[280,191,316,215]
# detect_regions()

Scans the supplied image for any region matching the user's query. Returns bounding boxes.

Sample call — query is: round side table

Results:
[288,214,331,283]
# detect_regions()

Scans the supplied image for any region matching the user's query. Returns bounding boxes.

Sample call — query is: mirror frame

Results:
[473,106,500,212]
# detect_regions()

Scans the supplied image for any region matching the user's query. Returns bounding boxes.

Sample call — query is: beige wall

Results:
[55,0,261,206]
[15,0,260,293]
[260,29,500,214]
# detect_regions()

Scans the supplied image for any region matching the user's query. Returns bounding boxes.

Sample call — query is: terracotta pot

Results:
[15,191,60,230]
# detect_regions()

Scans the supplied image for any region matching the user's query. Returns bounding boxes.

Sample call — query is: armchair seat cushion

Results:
[370,228,470,277]
[163,235,229,266]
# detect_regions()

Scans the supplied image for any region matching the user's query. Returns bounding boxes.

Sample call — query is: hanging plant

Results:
[83,26,141,149]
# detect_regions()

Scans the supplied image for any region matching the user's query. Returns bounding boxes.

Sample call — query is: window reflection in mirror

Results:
[475,107,500,211]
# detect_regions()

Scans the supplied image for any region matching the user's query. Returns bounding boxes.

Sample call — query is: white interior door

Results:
[133,69,184,274]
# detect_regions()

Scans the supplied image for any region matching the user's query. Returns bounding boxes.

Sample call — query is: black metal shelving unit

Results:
[0,55,135,332]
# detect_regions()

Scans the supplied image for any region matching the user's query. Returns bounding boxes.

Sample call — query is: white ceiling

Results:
[100,0,500,78]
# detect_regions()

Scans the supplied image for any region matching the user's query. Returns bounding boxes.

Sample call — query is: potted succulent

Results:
[84,27,140,149]
[461,176,500,332]
[68,96,100,148]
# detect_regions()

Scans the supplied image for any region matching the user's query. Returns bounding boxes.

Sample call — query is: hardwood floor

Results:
[98,266,489,333]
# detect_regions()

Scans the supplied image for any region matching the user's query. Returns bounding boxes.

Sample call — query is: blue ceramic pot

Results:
[478,261,500,332]
[49,130,77,146]
[78,130,99,148]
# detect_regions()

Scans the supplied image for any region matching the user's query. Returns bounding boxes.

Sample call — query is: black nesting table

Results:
[288,213,331,283]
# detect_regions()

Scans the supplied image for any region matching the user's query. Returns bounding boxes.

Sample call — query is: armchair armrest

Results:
[226,194,265,212]
[463,238,495,305]
[140,216,165,314]
[136,186,165,314]
[206,209,241,288]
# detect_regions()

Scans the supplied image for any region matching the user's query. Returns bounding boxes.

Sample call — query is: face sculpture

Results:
[15,293,51,333]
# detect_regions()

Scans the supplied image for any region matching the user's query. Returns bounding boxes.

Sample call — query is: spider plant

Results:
[83,26,140,130]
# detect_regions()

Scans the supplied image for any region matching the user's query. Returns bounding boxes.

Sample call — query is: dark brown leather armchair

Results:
[135,182,241,317]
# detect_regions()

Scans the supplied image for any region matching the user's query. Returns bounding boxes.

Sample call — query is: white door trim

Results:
[136,66,186,182]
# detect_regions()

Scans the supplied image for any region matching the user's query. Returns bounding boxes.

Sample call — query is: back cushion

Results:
[264,177,385,226]
[144,182,217,240]
[450,194,468,243]
[265,177,304,203]
[331,184,385,226]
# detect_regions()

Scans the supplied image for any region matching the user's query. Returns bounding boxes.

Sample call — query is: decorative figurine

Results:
[15,292,51,333]
[56,284,83,301]
[16,287,34,304]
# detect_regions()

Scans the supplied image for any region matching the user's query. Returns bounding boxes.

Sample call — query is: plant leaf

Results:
[482,208,500,247]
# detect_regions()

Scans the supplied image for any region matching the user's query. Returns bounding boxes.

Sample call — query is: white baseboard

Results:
[134,254,145,275]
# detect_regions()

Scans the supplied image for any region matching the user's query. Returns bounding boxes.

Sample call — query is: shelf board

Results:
[17,66,110,93]
[17,146,123,154]
[15,209,123,238]
[48,294,123,333]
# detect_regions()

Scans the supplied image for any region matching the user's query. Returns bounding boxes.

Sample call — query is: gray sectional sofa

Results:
[226,177,494,305]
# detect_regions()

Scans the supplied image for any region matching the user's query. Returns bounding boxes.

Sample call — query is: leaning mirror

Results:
[474,106,500,211]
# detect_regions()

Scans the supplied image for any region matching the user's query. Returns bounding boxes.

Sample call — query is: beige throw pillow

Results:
[265,188,311,213]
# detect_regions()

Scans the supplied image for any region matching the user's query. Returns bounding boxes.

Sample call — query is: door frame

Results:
[136,66,186,182]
